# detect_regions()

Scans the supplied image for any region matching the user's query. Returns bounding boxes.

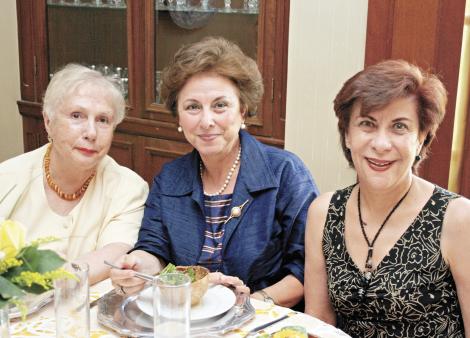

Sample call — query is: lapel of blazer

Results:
[222,182,252,249]
[221,131,278,249]
[189,155,207,262]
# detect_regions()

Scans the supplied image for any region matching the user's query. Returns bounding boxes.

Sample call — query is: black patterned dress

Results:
[323,185,464,338]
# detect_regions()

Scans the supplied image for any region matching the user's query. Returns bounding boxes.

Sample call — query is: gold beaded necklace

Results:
[43,144,95,201]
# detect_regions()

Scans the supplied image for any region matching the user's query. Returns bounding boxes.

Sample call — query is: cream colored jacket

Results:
[0,144,148,261]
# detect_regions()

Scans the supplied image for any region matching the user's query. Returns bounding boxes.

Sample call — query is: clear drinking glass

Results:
[153,273,191,338]
[176,0,186,8]
[54,262,90,338]
[0,307,10,338]
[201,0,209,10]
[247,0,257,11]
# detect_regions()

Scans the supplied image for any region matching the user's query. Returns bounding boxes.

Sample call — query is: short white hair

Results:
[43,63,126,125]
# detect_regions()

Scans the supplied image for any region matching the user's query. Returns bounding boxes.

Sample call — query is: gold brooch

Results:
[224,199,249,224]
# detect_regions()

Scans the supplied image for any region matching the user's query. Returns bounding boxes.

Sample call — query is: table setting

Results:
[7,276,351,338]
[1,221,349,337]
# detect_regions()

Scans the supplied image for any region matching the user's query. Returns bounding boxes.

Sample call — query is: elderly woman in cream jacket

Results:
[0,64,148,285]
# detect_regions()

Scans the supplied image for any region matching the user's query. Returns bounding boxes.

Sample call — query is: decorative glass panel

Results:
[154,0,259,103]
[47,0,128,98]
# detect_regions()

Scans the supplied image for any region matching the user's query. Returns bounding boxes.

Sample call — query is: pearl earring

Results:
[177,126,183,132]
[241,123,246,130]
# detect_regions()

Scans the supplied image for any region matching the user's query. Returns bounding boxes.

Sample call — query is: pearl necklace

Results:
[43,144,95,201]
[200,146,241,196]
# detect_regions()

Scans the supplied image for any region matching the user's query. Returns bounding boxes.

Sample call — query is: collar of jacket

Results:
[158,130,279,197]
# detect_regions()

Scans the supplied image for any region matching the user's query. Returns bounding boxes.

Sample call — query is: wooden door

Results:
[365,0,466,189]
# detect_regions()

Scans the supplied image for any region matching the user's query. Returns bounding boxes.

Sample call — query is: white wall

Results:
[285,0,368,192]
[0,1,22,162]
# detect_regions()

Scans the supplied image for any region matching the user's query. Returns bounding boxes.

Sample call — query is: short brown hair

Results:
[160,37,264,116]
[334,59,447,169]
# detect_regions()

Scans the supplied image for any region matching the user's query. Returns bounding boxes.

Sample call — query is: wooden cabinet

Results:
[16,0,290,184]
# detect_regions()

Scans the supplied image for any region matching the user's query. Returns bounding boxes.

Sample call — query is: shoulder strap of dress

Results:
[421,186,460,231]
[324,184,356,230]
[329,184,355,209]
[430,185,460,210]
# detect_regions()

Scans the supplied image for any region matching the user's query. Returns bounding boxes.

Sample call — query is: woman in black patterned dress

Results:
[304,60,470,337]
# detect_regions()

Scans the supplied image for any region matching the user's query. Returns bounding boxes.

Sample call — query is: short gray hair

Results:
[43,64,126,125]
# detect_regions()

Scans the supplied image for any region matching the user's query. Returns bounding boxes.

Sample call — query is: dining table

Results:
[9,279,350,338]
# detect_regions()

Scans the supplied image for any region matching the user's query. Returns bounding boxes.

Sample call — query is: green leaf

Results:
[0,275,25,300]
[18,247,65,273]
[160,263,176,275]
[15,283,48,295]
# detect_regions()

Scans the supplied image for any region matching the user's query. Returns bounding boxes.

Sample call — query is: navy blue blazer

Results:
[134,131,319,291]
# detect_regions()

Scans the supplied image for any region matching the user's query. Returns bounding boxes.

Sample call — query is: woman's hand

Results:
[110,250,163,295]
[208,271,250,295]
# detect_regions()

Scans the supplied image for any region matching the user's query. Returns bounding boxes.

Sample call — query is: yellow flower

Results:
[0,257,22,274]
[0,219,26,259]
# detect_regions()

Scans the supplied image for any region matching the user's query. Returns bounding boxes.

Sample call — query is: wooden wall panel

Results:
[22,115,47,151]
[390,0,439,65]
[109,133,136,170]
[366,0,466,188]
[138,137,193,184]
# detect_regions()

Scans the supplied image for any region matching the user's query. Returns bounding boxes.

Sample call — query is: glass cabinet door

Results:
[148,0,260,109]
[46,0,129,98]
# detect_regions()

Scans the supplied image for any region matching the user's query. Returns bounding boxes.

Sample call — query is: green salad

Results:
[160,263,196,283]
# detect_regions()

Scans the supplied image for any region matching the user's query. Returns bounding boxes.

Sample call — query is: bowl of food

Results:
[160,264,210,306]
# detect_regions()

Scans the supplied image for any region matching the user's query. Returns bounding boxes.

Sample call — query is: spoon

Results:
[104,260,155,282]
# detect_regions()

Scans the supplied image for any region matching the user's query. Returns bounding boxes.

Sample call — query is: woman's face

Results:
[177,72,245,160]
[345,96,425,190]
[44,83,116,172]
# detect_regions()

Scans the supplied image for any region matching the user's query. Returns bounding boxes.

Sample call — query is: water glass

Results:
[54,262,90,338]
[224,0,231,9]
[176,0,186,7]
[247,0,257,11]
[153,273,191,338]
[0,307,10,338]
[201,0,209,10]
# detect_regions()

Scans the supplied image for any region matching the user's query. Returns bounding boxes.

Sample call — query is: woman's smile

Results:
[198,133,220,142]
[177,72,244,160]
[365,157,395,171]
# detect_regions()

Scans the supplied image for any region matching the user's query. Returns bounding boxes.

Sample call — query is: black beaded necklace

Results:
[357,182,413,280]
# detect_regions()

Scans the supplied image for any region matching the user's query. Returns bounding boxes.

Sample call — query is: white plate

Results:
[9,290,54,319]
[136,284,236,322]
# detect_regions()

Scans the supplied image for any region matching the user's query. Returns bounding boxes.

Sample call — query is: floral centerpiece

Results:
[0,219,70,312]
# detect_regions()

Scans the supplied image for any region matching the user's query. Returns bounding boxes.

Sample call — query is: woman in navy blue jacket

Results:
[110,37,319,308]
